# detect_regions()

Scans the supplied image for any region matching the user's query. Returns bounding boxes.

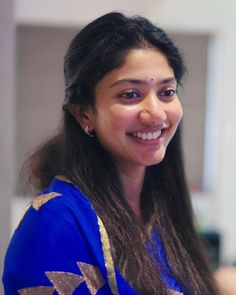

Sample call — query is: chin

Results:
[141,147,167,167]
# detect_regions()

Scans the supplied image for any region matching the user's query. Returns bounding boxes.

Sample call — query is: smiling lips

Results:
[132,129,163,140]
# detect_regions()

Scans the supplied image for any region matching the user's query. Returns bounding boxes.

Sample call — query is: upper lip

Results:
[128,123,169,134]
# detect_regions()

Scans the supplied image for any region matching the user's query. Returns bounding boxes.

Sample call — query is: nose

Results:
[139,92,167,125]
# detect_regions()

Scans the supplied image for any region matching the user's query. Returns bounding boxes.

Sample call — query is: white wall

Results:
[8,0,236,263]
[14,0,160,27]
[0,0,15,291]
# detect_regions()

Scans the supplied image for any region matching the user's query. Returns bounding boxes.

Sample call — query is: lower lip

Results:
[129,130,166,146]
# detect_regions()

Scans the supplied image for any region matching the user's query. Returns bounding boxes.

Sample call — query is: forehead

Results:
[97,48,175,89]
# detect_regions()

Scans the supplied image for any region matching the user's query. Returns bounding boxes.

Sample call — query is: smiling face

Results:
[81,48,183,173]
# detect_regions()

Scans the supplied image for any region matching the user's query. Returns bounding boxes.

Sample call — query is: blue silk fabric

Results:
[3,178,184,295]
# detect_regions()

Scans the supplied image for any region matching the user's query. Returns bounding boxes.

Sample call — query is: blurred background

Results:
[1,0,236,292]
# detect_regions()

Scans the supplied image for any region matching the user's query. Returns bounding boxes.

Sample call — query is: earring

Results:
[84,126,95,137]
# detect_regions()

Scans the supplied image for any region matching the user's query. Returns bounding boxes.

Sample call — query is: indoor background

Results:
[1,1,236,293]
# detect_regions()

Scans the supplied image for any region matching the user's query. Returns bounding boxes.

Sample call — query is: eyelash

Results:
[118,88,177,101]
[159,89,176,98]
[118,91,140,99]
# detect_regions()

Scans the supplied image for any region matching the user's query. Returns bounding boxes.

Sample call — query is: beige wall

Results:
[16,27,74,178]
[172,33,209,190]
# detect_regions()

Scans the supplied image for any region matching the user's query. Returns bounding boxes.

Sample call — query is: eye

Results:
[159,88,176,100]
[118,91,140,100]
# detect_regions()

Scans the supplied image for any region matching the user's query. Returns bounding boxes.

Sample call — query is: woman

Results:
[3,12,219,295]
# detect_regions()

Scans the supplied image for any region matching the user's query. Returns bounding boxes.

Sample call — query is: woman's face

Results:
[88,48,183,171]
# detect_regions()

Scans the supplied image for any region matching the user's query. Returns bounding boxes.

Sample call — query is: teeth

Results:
[133,130,162,140]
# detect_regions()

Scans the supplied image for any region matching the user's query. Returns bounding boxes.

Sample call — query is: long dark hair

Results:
[24,12,219,295]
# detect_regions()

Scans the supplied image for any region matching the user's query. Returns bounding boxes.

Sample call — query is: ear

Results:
[67,104,94,131]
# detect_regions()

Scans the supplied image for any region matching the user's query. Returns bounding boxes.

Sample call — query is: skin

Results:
[215,266,236,295]
[75,48,183,219]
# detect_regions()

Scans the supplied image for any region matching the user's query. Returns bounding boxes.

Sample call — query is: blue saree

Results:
[3,177,183,294]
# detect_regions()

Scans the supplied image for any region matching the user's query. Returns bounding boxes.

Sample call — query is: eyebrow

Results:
[109,77,177,88]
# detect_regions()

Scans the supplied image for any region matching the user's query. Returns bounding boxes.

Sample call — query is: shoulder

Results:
[9,177,99,249]
[17,177,96,230]
[33,176,92,211]
[3,178,107,294]
[10,177,103,256]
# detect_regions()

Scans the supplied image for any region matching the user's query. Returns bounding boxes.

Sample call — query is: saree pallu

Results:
[3,178,183,295]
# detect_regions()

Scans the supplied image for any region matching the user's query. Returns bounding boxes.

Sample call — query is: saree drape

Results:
[3,178,183,295]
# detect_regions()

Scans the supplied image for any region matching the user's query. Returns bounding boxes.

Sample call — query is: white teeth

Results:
[141,133,147,140]
[133,130,162,140]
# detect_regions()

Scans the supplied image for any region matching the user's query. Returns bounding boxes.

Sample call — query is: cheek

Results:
[170,101,183,126]
[98,106,134,131]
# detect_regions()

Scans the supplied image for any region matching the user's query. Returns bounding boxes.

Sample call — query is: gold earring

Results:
[84,126,95,137]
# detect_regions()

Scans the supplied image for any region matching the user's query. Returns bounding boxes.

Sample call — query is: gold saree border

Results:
[55,176,183,295]
[55,175,72,184]
[97,216,119,295]
[32,192,62,211]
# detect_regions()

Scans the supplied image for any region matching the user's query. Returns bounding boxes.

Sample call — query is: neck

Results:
[116,163,145,221]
